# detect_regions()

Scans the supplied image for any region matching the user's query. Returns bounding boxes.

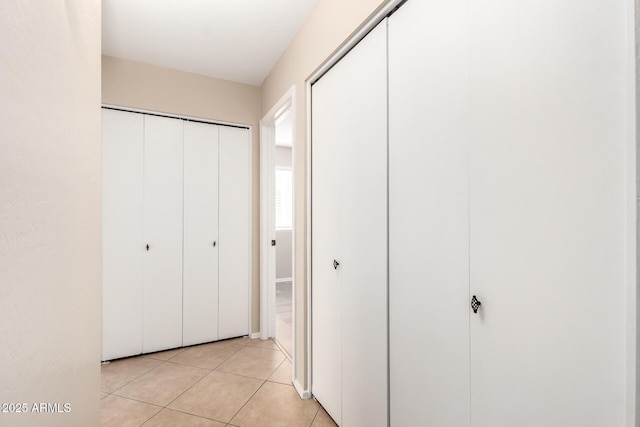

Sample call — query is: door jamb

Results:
[260,85,296,353]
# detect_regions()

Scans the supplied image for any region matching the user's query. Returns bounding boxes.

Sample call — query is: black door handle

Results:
[471,295,481,313]
[146,244,149,251]
[213,241,216,247]
[333,260,340,270]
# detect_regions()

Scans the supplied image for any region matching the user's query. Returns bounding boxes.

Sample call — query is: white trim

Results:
[306,73,313,398]
[260,116,276,340]
[293,378,312,400]
[260,85,297,368]
[624,0,638,425]
[306,0,405,86]
[250,332,262,339]
[304,0,405,402]
[247,126,254,341]
[101,104,250,129]
[276,278,293,283]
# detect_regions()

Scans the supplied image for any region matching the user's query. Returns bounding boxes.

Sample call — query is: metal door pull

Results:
[471,295,482,313]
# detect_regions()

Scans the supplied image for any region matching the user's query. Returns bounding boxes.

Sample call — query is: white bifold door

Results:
[102,109,144,361]
[143,115,184,353]
[388,0,471,425]
[218,126,251,340]
[102,109,251,360]
[466,1,627,425]
[183,121,220,346]
[311,21,388,427]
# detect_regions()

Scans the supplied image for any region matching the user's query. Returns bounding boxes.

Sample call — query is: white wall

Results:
[0,1,101,426]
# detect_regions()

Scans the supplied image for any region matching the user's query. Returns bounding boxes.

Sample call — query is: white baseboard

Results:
[293,378,311,399]
[276,277,293,283]
[249,332,261,339]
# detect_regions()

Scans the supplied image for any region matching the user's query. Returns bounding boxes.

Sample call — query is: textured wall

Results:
[0,1,101,425]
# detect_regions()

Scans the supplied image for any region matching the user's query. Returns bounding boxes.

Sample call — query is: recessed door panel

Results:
[311,60,345,427]
[183,121,220,346]
[338,21,388,427]
[468,1,627,425]
[388,1,471,425]
[218,126,250,339]
[102,109,144,360]
[312,20,388,427]
[143,115,184,353]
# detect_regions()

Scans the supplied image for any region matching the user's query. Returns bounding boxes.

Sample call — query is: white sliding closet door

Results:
[143,115,184,353]
[311,49,346,427]
[312,20,388,427]
[102,109,144,361]
[183,121,220,346]
[468,2,627,426]
[218,126,250,339]
[388,1,471,425]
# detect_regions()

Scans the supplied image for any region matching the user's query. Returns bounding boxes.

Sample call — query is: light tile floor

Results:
[101,337,337,427]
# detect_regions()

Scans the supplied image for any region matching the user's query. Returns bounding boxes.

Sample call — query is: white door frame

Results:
[260,86,296,345]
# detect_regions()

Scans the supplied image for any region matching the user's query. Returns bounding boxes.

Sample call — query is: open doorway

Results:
[274,109,293,356]
[260,86,296,362]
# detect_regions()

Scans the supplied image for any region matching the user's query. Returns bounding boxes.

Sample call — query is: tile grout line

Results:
[156,340,262,422]
[227,379,268,425]
[153,405,231,425]
[106,393,164,409]
[101,358,166,395]
[308,406,322,427]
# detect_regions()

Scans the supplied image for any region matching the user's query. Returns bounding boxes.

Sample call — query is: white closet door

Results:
[312,20,388,427]
[102,109,144,360]
[183,121,219,346]
[468,1,627,426]
[339,21,388,427]
[218,126,250,339]
[311,54,346,427]
[388,0,471,425]
[143,115,184,353]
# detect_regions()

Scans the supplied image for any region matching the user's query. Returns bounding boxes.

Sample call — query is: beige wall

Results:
[260,0,391,390]
[0,1,101,426]
[102,56,262,333]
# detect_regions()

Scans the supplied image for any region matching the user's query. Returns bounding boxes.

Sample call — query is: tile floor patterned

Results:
[101,337,337,427]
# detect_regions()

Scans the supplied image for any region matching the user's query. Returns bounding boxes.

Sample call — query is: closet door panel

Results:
[102,109,144,360]
[311,57,346,427]
[468,1,627,425]
[311,20,388,427]
[388,1,471,425]
[218,126,250,339]
[183,121,220,346]
[339,21,388,427]
[143,115,184,353]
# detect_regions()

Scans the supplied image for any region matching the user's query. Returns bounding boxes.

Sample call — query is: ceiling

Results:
[102,0,319,86]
